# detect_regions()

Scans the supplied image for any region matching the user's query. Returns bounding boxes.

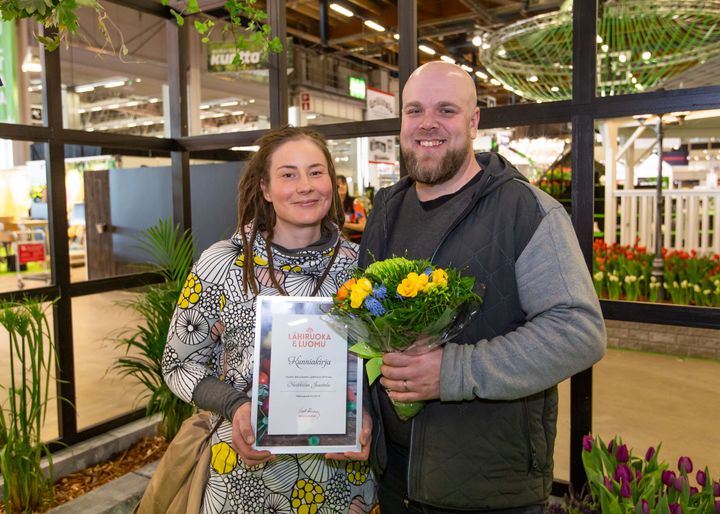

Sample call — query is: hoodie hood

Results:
[359,151,529,266]
[475,151,529,197]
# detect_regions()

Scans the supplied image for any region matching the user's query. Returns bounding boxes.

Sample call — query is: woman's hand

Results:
[325,409,372,461]
[231,402,274,466]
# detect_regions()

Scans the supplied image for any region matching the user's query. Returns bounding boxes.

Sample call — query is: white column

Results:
[601,121,619,245]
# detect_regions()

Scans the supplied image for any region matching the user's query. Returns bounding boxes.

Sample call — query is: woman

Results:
[336,175,366,243]
[162,126,376,513]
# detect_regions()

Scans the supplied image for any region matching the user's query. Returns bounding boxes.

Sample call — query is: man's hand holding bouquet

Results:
[330,257,483,420]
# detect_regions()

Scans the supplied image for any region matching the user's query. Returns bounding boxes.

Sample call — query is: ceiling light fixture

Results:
[461,64,473,72]
[364,20,385,32]
[418,45,436,55]
[440,55,455,64]
[103,80,126,89]
[329,3,354,17]
[472,35,482,47]
[475,71,488,80]
[21,53,41,73]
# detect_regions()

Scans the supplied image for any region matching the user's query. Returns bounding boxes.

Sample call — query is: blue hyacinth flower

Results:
[373,284,388,300]
[364,296,386,316]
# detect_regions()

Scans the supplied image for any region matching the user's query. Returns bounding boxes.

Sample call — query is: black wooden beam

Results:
[41,29,77,442]
[569,0,597,493]
[167,19,192,232]
[601,300,720,328]
[268,0,289,127]
[0,123,49,141]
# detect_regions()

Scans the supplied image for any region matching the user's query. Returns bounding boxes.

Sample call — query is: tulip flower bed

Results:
[570,435,720,514]
[593,240,720,306]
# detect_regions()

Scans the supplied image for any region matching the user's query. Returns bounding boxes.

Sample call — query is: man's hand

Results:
[231,402,274,466]
[325,409,372,461]
[379,345,443,402]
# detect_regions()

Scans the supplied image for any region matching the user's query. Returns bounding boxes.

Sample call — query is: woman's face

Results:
[337,179,348,197]
[261,138,334,240]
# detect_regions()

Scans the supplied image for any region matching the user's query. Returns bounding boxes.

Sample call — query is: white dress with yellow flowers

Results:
[161,226,376,514]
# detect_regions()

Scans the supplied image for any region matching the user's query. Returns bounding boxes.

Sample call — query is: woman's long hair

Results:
[336,174,356,214]
[235,126,343,295]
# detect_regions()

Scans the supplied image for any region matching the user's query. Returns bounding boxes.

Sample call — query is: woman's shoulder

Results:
[193,237,242,284]
[336,237,360,263]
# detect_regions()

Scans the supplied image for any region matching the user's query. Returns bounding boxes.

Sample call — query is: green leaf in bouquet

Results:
[424,306,459,334]
[349,341,382,359]
[389,398,425,420]
[365,357,383,384]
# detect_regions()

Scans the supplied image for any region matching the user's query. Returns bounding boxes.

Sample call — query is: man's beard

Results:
[402,141,471,185]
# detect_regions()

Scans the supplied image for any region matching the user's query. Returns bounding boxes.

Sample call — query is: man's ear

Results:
[470,106,480,139]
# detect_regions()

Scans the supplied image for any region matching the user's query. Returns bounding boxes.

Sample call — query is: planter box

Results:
[606,319,720,360]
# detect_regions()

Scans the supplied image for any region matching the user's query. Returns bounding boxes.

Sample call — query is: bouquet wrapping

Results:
[330,257,483,420]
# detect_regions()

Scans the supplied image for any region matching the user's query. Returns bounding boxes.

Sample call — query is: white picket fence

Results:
[611,189,720,254]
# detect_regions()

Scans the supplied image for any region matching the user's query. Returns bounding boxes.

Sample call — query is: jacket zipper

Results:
[430,175,495,264]
[406,418,415,504]
[523,398,539,472]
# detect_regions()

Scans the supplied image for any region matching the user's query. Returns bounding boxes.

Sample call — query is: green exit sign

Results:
[349,76,366,99]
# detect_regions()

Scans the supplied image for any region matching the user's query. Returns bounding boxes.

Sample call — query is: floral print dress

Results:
[162,227,376,514]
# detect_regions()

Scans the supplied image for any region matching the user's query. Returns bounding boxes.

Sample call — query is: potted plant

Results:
[0,299,57,513]
[111,219,196,441]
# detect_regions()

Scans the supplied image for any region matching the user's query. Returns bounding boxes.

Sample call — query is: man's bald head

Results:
[403,61,478,113]
[399,61,481,193]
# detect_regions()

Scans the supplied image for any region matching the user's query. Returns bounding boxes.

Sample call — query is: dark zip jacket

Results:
[359,152,606,510]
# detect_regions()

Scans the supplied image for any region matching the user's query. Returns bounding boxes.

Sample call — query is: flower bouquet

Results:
[581,435,720,514]
[330,257,483,420]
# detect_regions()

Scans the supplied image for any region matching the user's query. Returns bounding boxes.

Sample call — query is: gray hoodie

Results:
[360,152,606,510]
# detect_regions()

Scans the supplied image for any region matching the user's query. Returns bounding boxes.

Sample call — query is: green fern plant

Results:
[111,219,195,441]
[0,299,56,513]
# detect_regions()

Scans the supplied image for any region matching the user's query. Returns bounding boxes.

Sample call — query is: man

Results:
[359,61,607,513]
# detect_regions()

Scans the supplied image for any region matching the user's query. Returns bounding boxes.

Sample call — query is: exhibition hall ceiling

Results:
[18,0,720,138]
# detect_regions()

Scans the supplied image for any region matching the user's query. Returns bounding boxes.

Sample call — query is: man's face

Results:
[400,66,479,185]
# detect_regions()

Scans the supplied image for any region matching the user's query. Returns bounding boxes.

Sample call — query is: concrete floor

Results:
[1,268,719,481]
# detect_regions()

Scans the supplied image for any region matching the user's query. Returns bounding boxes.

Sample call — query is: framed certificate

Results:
[251,295,362,454]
